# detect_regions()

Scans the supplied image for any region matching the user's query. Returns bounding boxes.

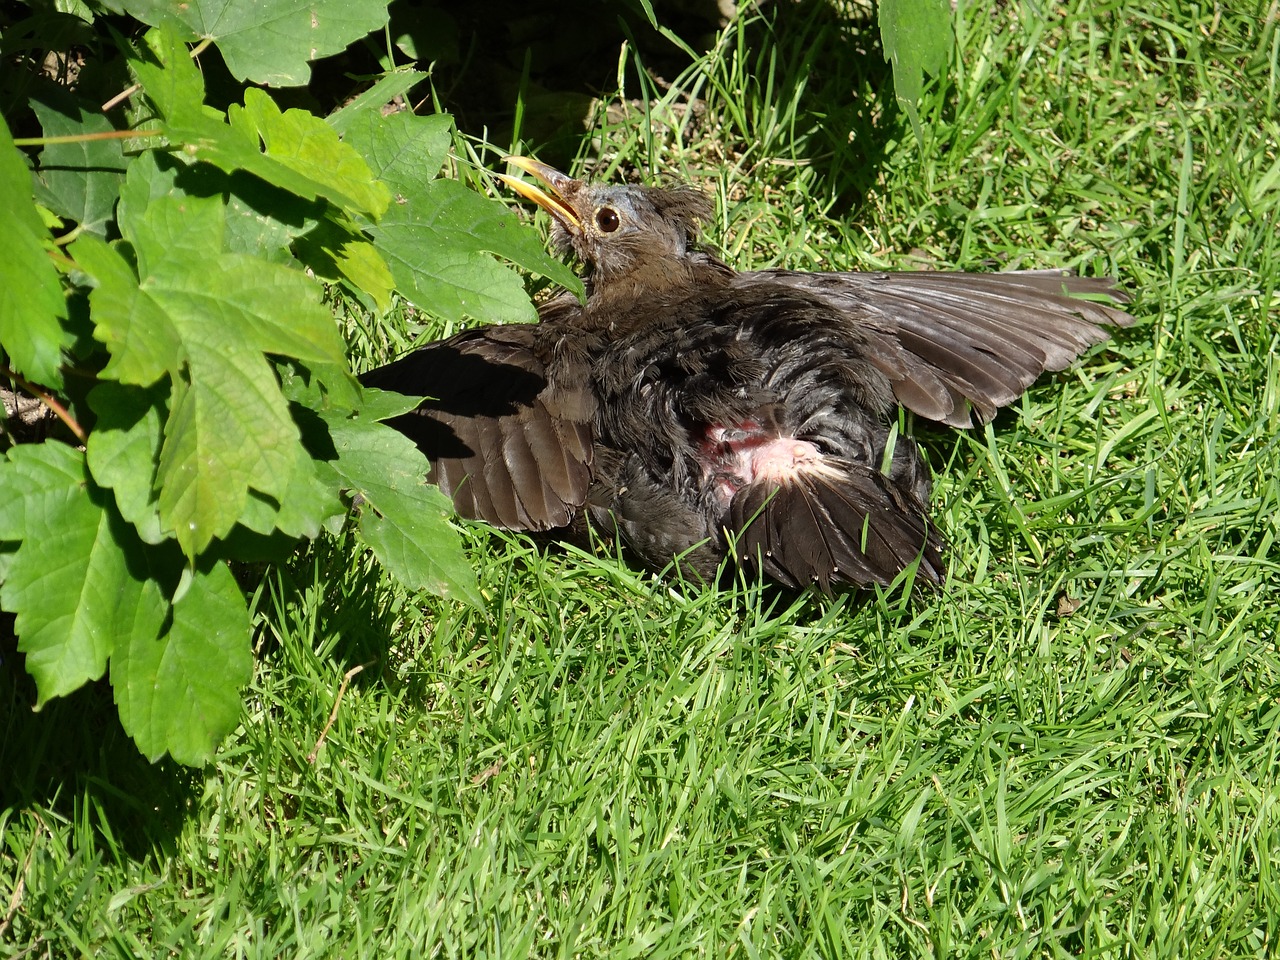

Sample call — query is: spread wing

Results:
[359,325,595,530]
[749,269,1135,427]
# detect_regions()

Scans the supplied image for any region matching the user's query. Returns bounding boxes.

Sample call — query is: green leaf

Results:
[112,559,252,764]
[89,381,343,556]
[121,163,228,268]
[68,233,183,386]
[126,21,207,125]
[0,443,159,706]
[151,254,347,370]
[280,361,363,415]
[357,385,428,422]
[370,178,581,323]
[30,93,128,236]
[222,179,321,262]
[344,109,583,315]
[116,0,391,87]
[130,27,389,219]
[0,440,86,541]
[356,483,480,606]
[74,185,350,381]
[293,217,395,313]
[325,237,396,313]
[170,109,382,218]
[326,70,431,137]
[0,114,71,389]
[228,89,391,219]
[878,0,952,141]
[156,344,299,554]
[234,453,345,540]
[118,189,346,365]
[119,149,319,265]
[318,405,480,607]
[428,178,581,291]
[85,382,168,545]
[75,187,350,554]
[343,109,454,194]
[118,147,322,271]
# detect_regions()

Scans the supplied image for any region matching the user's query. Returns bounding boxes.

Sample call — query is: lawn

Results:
[3,1,1278,957]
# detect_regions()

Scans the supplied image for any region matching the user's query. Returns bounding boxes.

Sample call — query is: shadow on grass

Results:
[747,1,901,216]
[366,0,902,205]
[0,617,199,860]
[0,523,408,856]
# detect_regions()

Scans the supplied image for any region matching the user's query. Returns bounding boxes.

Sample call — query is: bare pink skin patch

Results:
[699,421,840,506]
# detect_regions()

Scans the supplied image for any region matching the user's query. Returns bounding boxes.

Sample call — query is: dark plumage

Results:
[361,158,1134,590]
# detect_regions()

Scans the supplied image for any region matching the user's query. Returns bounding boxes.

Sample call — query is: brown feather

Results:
[360,325,595,531]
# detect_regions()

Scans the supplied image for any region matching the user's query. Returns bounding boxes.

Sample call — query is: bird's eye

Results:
[595,207,620,233]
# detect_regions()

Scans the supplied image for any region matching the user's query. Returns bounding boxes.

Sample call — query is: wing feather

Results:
[360,326,595,530]
[749,269,1134,427]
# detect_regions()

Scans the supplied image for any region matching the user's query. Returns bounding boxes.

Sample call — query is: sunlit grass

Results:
[3,1,1279,957]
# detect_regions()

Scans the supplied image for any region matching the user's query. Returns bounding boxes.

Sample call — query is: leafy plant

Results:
[877,0,952,140]
[0,4,579,764]
[1,0,953,766]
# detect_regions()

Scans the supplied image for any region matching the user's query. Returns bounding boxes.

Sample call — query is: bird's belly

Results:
[697,422,845,508]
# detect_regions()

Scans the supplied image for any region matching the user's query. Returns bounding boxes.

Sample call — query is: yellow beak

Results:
[497,156,583,231]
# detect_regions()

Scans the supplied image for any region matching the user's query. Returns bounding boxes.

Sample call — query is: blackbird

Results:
[361,158,1134,590]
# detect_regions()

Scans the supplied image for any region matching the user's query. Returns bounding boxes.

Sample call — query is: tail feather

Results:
[727,463,944,591]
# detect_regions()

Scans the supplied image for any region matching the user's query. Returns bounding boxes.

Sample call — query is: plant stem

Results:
[1,367,88,445]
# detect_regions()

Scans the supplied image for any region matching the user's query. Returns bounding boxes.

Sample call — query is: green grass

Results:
[4,1,1280,956]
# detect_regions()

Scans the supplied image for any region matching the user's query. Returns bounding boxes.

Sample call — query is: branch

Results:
[102,38,215,112]
[12,129,162,147]
[1,367,88,445]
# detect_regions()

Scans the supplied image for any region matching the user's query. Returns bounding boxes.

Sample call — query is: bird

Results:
[360,157,1134,591]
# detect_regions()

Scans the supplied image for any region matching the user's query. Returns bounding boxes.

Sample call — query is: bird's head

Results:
[499,157,715,294]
